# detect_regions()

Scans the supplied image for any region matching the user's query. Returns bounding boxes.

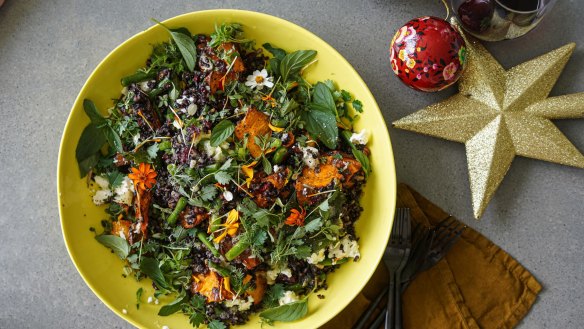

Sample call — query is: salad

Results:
[76,22,371,328]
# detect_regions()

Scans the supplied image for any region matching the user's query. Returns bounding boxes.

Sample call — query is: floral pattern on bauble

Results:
[389,16,466,92]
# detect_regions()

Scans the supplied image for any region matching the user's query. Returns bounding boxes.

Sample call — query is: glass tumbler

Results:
[450,0,558,41]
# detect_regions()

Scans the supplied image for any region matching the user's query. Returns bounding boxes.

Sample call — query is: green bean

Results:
[120,71,157,86]
[208,262,231,277]
[208,214,221,234]
[270,118,287,128]
[197,232,221,258]
[270,138,282,149]
[166,197,187,225]
[272,147,287,164]
[225,240,250,261]
[319,258,349,266]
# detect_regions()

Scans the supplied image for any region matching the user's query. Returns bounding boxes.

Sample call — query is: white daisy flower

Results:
[245,69,274,90]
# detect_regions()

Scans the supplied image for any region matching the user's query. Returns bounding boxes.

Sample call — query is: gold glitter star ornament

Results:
[394,29,584,218]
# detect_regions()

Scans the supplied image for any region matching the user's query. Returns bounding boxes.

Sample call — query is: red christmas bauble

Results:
[389,16,467,92]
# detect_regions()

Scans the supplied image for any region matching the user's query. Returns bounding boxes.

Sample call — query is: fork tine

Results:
[434,215,456,233]
[433,216,458,242]
[404,209,411,241]
[435,226,465,254]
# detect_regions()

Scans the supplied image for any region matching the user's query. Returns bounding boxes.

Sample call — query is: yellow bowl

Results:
[58,9,396,329]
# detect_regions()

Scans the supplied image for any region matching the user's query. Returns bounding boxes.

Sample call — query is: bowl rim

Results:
[58,9,396,328]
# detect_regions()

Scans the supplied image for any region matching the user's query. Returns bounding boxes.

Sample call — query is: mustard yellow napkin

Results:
[322,184,542,329]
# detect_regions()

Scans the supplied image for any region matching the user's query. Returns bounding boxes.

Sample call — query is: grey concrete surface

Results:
[0,0,582,328]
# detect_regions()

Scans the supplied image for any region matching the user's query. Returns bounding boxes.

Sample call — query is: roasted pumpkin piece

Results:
[204,71,224,94]
[133,189,152,238]
[249,168,291,208]
[265,167,290,190]
[218,43,246,73]
[180,207,209,229]
[235,108,271,158]
[111,219,131,240]
[281,131,295,148]
[295,163,343,205]
[326,154,362,188]
[192,271,233,303]
[242,256,260,270]
[246,271,267,305]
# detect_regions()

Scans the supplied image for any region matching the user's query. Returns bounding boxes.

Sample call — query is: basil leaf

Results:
[259,297,309,322]
[340,130,370,177]
[267,58,280,75]
[352,148,371,178]
[312,82,336,114]
[77,153,101,178]
[153,19,197,72]
[76,123,106,177]
[262,155,272,174]
[170,30,197,71]
[210,120,234,147]
[303,107,338,149]
[263,43,287,60]
[95,235,130,259]
[83,99,106,126]
[139,257,171,290]
[170,27,191,36]
[104,126,123,153]
[158,293,188,316]
[280,50,317,82]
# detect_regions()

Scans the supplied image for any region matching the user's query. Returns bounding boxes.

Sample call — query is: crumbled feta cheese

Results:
[307,248,326,265]
[328,236,360,261]
[92,175,113,205]
[94,175,110,189]
[273,165,281,173]
[139,81,152,92]
[122,308,128,314]
[133,134,141,146]
[225,296,254,311]
[203,140,225,162]
[113,176,134,205]
[154,299,160,305]
[301,146,319,169]
[187,103,198,116]
[267,263,292,284]
[223,190,233,201]
[278,291,299,305]
[133,222,142,234]
[349,129,369,145]
[147,296,153,304]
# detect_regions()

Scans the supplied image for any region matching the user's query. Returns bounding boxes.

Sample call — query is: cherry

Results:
[457,0,495,33]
